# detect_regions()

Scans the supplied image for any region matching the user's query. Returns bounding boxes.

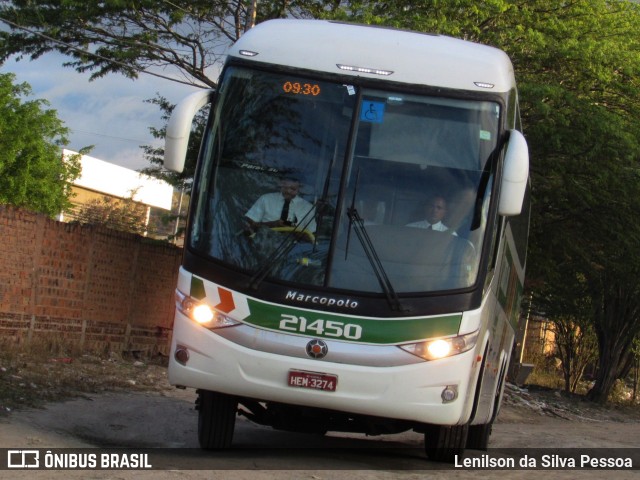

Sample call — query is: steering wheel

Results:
[270,226,316,243]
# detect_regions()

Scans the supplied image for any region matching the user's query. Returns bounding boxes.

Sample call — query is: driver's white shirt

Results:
[405,220,458,236]
[405,220,448,231]
[246,192,317,232]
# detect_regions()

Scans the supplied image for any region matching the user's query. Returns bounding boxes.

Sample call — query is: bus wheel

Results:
[423,424,468,463]
[466,422,492,450]
[196,390,238,449]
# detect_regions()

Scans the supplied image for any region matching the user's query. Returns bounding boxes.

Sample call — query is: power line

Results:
[71,129,151,144]
[0,15,210,88]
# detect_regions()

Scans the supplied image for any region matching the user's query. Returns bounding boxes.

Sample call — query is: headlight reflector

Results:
[175,290,240,329]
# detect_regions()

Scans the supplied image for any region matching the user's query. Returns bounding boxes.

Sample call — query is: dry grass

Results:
[0,338,170,415]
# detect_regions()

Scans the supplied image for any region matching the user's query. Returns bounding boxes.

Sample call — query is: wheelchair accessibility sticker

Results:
[361,100,385,123]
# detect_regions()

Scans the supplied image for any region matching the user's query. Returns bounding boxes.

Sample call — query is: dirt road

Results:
[0,378,638,479]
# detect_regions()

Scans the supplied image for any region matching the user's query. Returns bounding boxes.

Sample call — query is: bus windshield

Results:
[190,66,501,294]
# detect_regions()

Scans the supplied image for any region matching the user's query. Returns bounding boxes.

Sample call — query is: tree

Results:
[488,1,640,403]
[550,315,598,394]
[139,94,208,190]
[632,338,640,403]
[137,94,209,240]
[0,72,81,216]
[0,0,301,88]
[500,1,640,404]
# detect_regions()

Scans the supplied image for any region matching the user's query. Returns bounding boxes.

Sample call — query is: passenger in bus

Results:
[406,194,457,235]
[244,178,317,240]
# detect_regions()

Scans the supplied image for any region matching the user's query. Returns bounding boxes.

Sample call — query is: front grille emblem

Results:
[306,339,328,359]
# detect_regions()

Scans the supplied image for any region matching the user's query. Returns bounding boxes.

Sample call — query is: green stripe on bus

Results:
[191,277,206,300]
[244,299,461,344]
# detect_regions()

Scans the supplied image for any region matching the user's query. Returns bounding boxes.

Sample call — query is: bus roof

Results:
[228,19,516,93]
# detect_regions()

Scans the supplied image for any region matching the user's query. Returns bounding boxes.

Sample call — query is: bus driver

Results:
[406,194,456,234]
[244,178,317,240]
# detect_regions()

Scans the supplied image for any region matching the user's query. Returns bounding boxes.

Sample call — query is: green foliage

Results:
[139,94,208,192]
[0,0,309,87]
[0,72,81,216]
[499,1,640,403]
[0,0,221,86]
[138,94,206,240]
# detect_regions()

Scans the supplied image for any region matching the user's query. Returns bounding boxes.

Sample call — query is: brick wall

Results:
[0,205,183,355]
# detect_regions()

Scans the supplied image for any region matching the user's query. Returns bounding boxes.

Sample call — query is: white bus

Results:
[164,19,529,462]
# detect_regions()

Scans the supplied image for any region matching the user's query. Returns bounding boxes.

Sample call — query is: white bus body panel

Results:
[229,19,515,93]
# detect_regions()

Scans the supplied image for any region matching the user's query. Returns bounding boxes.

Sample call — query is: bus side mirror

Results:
[164,89,214,173]
[498,130,529,216]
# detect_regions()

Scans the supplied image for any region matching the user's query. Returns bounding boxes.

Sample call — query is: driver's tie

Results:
[280,199,290,222]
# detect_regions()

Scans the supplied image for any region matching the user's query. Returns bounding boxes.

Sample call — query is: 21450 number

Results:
[279,314,362,340]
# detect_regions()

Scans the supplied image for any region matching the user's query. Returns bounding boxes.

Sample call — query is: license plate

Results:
[288,370,338,392]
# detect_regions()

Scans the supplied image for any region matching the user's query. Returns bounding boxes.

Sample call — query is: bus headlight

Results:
[426,339,451,358]
[175,290,240,329]
[399,330,479,361]
[192,304,215,324]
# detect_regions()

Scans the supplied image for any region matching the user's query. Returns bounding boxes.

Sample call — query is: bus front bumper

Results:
[168,312,479,426]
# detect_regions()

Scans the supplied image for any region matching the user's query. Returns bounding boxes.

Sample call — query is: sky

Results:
[2,53,210,171]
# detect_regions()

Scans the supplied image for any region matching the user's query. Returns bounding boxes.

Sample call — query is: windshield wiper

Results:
[345,171,403,312]
[346,207,404,312]
[313,143,338,254]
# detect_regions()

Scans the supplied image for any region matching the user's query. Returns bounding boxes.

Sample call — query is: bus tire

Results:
[466,422,492,450]
[423,424,468,463]
[196,390,238,449]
